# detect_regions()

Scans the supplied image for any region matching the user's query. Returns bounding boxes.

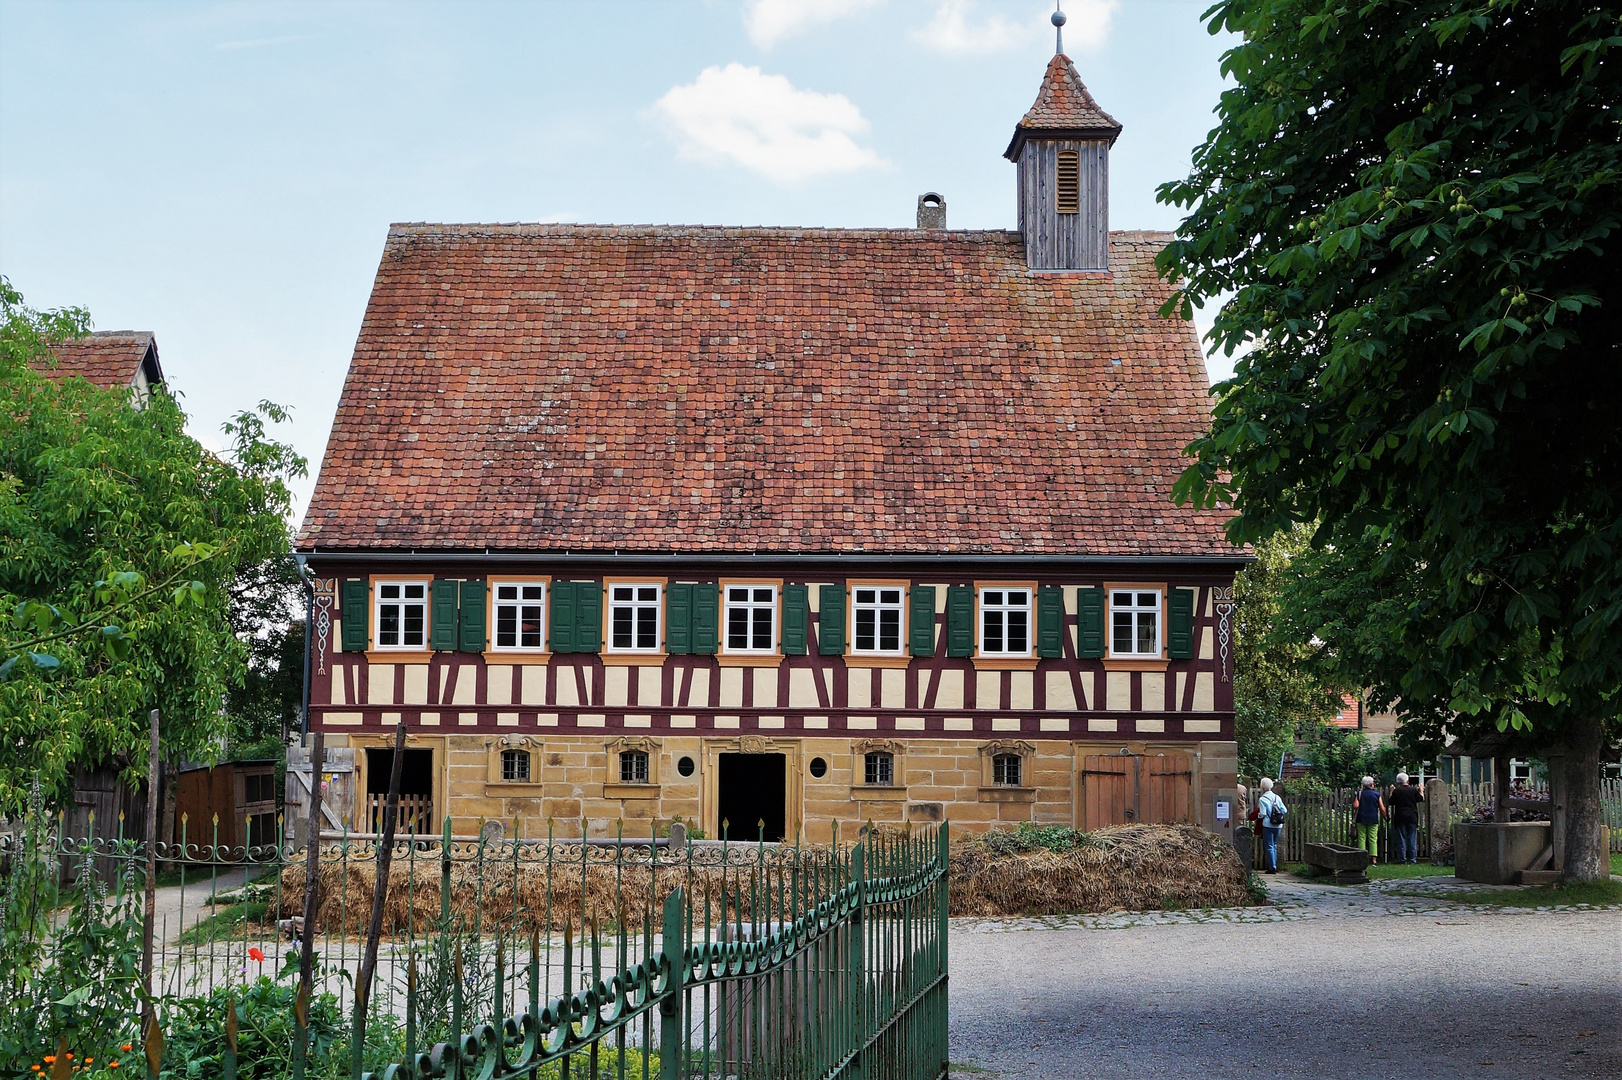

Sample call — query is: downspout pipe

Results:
[294,552,313,740]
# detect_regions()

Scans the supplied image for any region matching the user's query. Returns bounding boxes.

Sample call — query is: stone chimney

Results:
[916,192,947,229]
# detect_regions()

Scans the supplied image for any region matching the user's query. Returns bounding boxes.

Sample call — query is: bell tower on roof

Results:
[1005,6,1122,271]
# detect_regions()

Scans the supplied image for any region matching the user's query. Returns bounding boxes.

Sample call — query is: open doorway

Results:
[717,753,786,842]
[365,747,435,834]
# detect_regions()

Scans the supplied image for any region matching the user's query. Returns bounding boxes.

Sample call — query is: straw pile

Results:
[277,856,794,938]
[949,823,1254,916]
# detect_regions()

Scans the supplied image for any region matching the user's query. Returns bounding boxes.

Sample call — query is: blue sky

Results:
[1,0,1234,517]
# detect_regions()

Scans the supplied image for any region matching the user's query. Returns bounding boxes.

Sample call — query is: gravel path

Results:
[948,875,1621,1079]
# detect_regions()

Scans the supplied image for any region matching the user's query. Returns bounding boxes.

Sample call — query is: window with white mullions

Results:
[493,583,546,650]
[619,750,650,784]
[609,584,661,651]
[1111,590,1160,656]
[979,588,1030,656]
[864,751,894,786]
[501,749,531,782]
[376,582,427,649]
[992,753,1022,786]
[725,586,777,653]
[853,587,904,654]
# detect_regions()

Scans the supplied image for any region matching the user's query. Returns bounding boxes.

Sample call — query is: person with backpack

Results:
[1353,775,1386,863]
[1255,777,1287,873]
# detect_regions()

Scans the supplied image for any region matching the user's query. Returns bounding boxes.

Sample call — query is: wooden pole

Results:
[291,731,324,1080]
[140,709,160,1036]
[353,721,406,1069]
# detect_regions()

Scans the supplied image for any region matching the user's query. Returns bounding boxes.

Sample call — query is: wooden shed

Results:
[173,758,279,852]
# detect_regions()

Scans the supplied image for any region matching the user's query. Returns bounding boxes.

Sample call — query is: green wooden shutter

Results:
[692,583,719,654]
[817,584,845,655]
[666,583,693,655]
[1167,588,1195,660]
[458,579,486,652]
[341,579,368,652]
[550,581,576,653]
[575,581,601,653]
[781,584,809,655]
[945,585,974,657]
[1077,587,1106,658]
[1037,586,1065,658]
[909,585,936,656]
[429,580,459,651]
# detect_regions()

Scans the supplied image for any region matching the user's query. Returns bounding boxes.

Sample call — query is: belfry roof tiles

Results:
[296,224,1236,558]
[35,331,160,390]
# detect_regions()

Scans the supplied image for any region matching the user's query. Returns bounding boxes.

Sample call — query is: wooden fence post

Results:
[139,710,160,1053]
[353,721,406,1075]
[291,731,324,1080]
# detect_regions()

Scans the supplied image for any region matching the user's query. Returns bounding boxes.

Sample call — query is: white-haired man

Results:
[1255,778,1287,873]
[1387,771,1424,864]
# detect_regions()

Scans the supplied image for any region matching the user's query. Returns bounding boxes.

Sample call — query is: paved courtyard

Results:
[948,875,1621,1079]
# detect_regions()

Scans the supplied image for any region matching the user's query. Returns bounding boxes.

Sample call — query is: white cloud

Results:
[912,1,1117,56]
[744,0,881,49]
[653,64,884,184]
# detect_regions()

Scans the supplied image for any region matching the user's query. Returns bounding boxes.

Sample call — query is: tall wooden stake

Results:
[140,710,160,1036]
[291,731,324,1080]
[354,721,406,1072]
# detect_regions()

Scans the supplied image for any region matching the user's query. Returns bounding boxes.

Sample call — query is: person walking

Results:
[1255,778,1287,874]
[1387,772,1424,864]
[1353,776,1385,864]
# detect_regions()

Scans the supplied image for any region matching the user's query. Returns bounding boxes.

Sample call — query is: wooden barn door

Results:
[1078,753,1194,830]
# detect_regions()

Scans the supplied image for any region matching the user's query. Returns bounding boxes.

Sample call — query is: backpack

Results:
[1267,798,1287,827]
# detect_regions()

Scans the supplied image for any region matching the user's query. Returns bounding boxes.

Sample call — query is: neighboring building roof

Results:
[1005,53,1122,160]
[1330,694,1362,729]
[297,224,1237,559]
[35,331,164,391]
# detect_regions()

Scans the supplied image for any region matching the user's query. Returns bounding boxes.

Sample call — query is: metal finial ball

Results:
[1052,10,1067,28]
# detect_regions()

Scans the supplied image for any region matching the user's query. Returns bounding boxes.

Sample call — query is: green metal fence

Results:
[0,813,949,1080]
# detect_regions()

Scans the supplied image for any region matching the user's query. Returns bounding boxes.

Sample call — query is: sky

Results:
[0,0,1236,520]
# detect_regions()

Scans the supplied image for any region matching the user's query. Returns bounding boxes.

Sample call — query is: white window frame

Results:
[491,581,548,653]
[500,748,531,782]
[977,587,1032,658]
[619,749,650,784]
[607,582,663,653]
[1109,588,1163,658]
[864,751,895,787]
[992,753,1022,787]
[374,580,429,650]
[851,586,906,655]
[723,584,778,655]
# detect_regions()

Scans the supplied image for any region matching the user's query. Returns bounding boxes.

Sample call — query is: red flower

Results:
[248,947,266,963]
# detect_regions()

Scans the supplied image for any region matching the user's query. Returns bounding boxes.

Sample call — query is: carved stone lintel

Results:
[739,734,770,755]
[981,739,1035,760]
[854,738,901,756]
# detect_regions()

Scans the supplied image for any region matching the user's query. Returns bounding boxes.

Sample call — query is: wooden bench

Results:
[1304,842,1371,884]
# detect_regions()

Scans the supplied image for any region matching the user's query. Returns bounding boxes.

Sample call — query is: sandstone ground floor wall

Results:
[309,733,1239,846]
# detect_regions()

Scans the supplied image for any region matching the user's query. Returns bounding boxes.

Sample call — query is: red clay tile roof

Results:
[34,331,162,390]
[296,224,1237,557]
[1006,54,1122,159]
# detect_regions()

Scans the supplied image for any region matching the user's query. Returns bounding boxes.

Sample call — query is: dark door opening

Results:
[717,753,786,842]
[365,747,435,834]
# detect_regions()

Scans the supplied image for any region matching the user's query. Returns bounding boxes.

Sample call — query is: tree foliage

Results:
[0,280,306,811]
[1157,1,1620,875]
[1231,526,1349,778]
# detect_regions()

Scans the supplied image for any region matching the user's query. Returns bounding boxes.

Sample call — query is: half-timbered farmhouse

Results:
[293,50,1247,843]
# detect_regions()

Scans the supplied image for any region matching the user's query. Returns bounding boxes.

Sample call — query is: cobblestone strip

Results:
[953,875,1622,933]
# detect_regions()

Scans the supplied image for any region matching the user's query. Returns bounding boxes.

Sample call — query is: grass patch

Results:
[1366,862,1452,880]
[1423,879,1622,909]
[176,899,270,946]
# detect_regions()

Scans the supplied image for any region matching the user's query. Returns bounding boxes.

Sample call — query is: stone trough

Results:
[1303,842,1371,884]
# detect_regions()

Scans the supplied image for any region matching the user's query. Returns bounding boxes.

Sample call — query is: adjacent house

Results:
[293,49,1248,843]
[36,330,166,406]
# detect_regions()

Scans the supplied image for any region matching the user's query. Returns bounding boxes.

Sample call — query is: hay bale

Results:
[949,823,1253,916]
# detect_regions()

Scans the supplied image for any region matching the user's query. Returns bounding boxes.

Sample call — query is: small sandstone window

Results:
[501,749,531,782]
[620,749,650,784]
[1056,151,1080,214]
[677,756,696,777]
[992,753,1022,787]
[864,751,894,786]
[809,757,828,779]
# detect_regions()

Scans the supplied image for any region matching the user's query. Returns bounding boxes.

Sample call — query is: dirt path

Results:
[147,865,250,945]
[948,876,1622,1079]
